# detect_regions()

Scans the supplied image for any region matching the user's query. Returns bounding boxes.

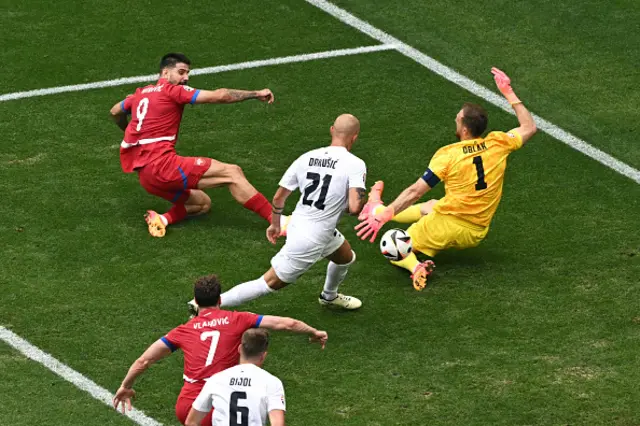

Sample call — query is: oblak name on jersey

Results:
[462,141,488,154]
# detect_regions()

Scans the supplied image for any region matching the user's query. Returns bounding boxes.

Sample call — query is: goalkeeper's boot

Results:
[358,180,385,221]
[187,298,199,319]
[318,293,362,310]
[411,260,436,291]
[279,215,291,238]
[145,210,166,238]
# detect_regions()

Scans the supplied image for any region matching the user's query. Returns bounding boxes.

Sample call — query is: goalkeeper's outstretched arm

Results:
[511,102,537,145]
[491,67,537,145]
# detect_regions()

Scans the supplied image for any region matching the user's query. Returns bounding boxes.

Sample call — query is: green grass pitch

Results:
[1,0,639,425]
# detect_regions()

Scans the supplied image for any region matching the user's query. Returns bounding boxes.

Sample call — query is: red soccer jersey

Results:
[162,309,262,384]
[119,78,201,173]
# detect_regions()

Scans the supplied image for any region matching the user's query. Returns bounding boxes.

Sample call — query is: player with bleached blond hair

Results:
[211,114,368,310]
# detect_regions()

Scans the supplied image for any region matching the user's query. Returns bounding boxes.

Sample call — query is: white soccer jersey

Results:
[279,145,367,235]
[193,364,286,426]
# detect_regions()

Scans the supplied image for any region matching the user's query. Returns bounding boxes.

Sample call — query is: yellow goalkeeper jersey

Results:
[421,130,523,227]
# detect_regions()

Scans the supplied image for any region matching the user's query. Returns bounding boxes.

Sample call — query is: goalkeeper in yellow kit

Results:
[356,68,537,290]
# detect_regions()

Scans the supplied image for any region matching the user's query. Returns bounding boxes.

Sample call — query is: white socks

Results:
[321,251,356,300]
[220,252,356,306]
[220,276,274,307]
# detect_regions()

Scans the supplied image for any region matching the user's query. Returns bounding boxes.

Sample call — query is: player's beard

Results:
[455,130,461,140]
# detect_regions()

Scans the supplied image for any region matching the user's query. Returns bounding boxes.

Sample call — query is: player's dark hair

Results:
[193,275,222,308]
[241,329,270,358]
[159,53,191,71]
[461,103,488,137]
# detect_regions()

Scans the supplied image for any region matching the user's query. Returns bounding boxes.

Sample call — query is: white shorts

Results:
[271,228,345,283]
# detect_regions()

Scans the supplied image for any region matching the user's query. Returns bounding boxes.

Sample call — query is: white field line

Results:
[0,326,163,426]
[0,44,395,103]
[305,0,640,185]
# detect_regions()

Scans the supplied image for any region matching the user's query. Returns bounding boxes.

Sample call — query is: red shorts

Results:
[175,383,213,425]
[137,154,212,204]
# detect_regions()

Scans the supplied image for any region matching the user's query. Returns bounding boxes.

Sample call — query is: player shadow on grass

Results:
[430,249,498,268]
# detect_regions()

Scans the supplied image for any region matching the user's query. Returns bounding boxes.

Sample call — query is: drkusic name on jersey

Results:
[229,377,252,387]
[192,317,230,329]
[308,157,339,169]
[462,142,488,154]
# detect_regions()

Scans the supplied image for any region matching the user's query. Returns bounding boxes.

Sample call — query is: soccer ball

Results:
[380,229,412,261]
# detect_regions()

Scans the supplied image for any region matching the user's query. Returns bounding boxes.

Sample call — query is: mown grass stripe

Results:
[0,326,163,426]
[305,0,640,184]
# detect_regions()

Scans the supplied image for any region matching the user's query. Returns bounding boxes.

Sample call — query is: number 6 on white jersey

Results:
[200,330,221,367]
[136,97,149,131]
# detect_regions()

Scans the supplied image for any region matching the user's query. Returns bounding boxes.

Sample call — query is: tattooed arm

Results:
[347,187,367,216]
[194,88,274,104]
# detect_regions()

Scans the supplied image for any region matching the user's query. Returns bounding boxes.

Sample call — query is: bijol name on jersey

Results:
[229,377,252,386]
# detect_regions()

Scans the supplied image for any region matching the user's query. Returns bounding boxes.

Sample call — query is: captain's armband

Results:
[421,169,441,188]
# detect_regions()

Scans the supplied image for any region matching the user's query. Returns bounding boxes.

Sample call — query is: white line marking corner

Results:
[0,326,162,426]
[305,0,640,184]
[0,44,395,103]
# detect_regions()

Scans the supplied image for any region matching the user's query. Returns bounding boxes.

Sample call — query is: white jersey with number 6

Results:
[192,363,285,426]
[280,145,367,236]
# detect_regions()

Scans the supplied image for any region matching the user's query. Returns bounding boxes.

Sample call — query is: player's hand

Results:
[309,330,328,349]
[491,67,512,95]
[113,386,135,414]
[491,67,520,104]
[355,206,394,243]
[256,89,274,104]
[266,223,281,245]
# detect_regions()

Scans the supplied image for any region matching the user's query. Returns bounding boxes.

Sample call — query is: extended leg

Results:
[197,160,272,222]
[219,268,286,307]
[145,190,211,237]
[390,252,435,291]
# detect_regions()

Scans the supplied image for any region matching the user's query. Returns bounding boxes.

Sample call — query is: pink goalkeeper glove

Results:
[491,67,521,105]
[355,206,394,243]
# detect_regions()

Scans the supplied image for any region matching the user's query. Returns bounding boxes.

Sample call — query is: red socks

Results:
[163,203,188,225]
[243,193,272,222]
[162,194,272,225]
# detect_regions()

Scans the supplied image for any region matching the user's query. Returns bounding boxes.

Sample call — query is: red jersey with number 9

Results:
[162,309,262,384]
[119,78,201,173]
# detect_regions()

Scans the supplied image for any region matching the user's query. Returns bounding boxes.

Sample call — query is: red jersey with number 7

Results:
[161,308,263,384]
[119,78,201,173]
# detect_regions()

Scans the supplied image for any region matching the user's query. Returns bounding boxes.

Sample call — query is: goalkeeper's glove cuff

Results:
[380,206,395,222]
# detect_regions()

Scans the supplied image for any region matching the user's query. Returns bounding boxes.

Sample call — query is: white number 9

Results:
[136,97,149,131]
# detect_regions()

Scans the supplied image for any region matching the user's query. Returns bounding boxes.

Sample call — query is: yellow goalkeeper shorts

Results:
[406,211,489,257]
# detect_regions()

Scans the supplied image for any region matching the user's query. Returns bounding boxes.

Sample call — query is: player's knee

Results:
[338,250,356,266]
[201,198,212,214]
[348,250,356,264]
[228,164,246,181]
